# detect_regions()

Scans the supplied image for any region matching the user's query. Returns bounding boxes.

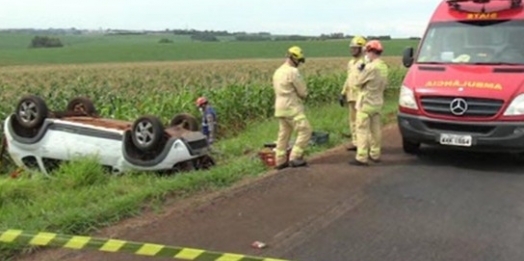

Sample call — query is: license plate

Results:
[439,134,472,147]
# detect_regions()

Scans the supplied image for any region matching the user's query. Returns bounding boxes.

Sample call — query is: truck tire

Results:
[403,138,420,154]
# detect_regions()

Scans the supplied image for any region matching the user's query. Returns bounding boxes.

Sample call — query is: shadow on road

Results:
[317,142,524,175]
[410,146,524,174]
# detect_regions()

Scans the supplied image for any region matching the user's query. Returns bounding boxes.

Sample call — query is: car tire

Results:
[15,95,48,129]
[170,113,199,131]
[196,155,216,170]
[131,115,165,151]
[67,97,97,116]
[403,138,420,154]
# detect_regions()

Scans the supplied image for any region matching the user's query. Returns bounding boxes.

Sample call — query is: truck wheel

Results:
[67,97,97,116]
[403,139,420,154]
[170,113,199,131]
[131,115,164,152]
[15,95,48,129]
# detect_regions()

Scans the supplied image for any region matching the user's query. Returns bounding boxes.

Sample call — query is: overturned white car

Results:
[3,94,215,175]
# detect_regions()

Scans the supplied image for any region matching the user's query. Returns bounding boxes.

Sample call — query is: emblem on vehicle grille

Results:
[450,98,468,115]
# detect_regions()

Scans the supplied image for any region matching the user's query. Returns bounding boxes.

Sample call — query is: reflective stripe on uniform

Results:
[293,114,306,121]
[275,108,296,117]
[376,62,388,78]
[360,104,382,115]
[275,149,287,157]
[357,149,368,157]
[370,147,381,157]
[291,145,304,154]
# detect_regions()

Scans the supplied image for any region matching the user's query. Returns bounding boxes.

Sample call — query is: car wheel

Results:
[170,113,199,131]
[131,115,164,151]
[403,138,420,154]
[15,95,48,129]
[67,97,97,116]
[195,155,216,170]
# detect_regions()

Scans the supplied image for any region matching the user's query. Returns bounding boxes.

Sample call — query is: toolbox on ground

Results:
[309,131,329,145]
[258,143,291,167]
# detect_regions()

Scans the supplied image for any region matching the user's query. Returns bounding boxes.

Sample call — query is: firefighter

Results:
[272,46,312,169]
[196,97,217,145]
[339,35,367,151]
[350,40,389,166]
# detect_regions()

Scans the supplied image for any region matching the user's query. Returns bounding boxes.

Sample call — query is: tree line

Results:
[22,28,420,48]
[189,32,403,42]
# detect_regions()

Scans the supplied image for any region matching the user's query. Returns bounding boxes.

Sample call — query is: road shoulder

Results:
[15,124,402,261]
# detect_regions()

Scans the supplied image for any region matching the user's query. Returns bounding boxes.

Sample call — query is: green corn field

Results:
[0,57,406,138]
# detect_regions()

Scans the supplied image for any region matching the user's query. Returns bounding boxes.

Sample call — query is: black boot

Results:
[274,162,289,170]
[289,159,308,168]
[349,159,368,166]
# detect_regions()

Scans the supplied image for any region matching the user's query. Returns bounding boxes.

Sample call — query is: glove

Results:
[338,95,346,107]
[358,63,366,71]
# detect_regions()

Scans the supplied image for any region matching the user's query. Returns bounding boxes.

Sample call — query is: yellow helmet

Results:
[349,35,367,47]
[287,46,305,63]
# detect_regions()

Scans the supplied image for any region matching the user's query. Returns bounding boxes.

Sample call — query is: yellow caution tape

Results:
[0,229,290,261]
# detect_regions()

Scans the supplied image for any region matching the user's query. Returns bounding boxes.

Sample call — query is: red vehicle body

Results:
[398,0,524,154]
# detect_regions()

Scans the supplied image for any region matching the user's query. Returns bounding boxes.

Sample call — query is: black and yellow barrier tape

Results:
[0,229,290,261]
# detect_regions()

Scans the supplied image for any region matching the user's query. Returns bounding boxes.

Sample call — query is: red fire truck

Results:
[398,0,524,154]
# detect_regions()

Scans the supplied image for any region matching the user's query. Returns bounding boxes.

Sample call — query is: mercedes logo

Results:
[450,98,468,115]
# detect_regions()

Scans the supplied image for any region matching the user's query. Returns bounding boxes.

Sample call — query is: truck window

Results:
[417,20,524,64]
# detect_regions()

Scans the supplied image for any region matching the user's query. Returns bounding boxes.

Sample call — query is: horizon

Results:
[0,0,442,38]
[0,27,422,38]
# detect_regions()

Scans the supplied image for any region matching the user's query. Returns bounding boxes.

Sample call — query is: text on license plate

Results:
[439,134,472,147]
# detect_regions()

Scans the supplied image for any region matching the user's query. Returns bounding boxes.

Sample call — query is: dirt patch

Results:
[58,117,194,140]
[59,117,132,131]
[164,126,192,138]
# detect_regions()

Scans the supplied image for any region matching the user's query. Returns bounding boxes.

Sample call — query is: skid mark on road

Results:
[263,190,367,257]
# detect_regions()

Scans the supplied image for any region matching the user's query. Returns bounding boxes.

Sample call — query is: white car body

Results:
[4,114,212,175]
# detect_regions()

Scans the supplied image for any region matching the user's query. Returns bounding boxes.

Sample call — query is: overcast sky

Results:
[0,0,442,37]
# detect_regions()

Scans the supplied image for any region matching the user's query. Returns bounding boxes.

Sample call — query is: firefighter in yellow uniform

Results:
[350,40,389,166]
[339,35,367,151]
[272,46,312,169]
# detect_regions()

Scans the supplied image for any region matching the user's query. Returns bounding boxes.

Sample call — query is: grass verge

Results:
[0,94,399,260]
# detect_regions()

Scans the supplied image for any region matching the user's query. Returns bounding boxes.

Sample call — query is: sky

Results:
[0,0,443,37]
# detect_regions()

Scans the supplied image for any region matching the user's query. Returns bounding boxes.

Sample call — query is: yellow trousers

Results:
[275,114,312,165]
[347,101,357,147]
[355,111,381,163]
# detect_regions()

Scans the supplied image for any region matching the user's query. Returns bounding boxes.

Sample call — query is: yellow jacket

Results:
[341,55,366,101]
[354,58,389,112]
[272,63,308,118]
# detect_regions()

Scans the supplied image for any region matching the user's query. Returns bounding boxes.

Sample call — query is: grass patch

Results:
[0,94,399,260]
[0,34,419,66]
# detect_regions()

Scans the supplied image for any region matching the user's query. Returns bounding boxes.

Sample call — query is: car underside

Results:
[2,94,216,175]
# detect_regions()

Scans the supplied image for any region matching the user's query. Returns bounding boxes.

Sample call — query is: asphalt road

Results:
[283,146,524,261]
[16,124,524,261]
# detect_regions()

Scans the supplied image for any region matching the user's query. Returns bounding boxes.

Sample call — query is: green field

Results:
[0,32,419,66]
